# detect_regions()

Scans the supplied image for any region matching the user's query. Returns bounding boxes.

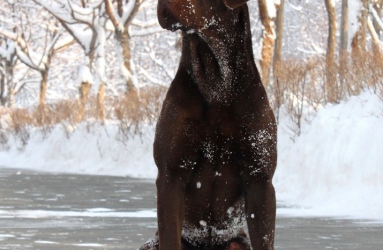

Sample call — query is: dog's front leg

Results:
[156,173,186,250]
[244,180,276,250]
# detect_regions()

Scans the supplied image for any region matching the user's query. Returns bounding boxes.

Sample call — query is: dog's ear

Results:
[223,0,249,9]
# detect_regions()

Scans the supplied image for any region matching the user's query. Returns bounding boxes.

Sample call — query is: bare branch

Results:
[105,0,119,29]
[371,4,383,32]
[125,0,145,27]
[367,16,383,49]
[117,0,123,17]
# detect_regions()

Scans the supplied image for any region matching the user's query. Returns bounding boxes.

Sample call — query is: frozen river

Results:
[0,168,382,249]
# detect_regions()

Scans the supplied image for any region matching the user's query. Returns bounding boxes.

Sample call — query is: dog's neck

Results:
[180,5,261,105]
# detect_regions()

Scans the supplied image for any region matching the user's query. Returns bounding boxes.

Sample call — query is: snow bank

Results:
[274,91,383,221]
[0,91,382,221]
[0,123,157,179]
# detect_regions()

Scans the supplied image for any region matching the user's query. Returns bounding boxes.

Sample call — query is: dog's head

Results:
[157,0,249,32]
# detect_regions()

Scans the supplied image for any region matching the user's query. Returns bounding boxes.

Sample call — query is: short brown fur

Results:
[140,0,277,249]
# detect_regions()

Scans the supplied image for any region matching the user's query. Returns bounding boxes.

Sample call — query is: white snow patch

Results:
[0,234,15,238]
[72,243,105,247]
[76,64,93,85]
[266,0,277,19]
[35,240,59,244]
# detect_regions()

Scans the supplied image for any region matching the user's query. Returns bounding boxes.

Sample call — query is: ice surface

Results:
[0,209,157,218]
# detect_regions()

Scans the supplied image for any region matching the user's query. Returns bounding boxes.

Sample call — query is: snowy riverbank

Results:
[1,91,382,221]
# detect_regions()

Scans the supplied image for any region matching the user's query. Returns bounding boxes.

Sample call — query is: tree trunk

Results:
[351,0,368,93]
[339,0,349,93]
[324,0,337,103]
[340,0,349,55]
[97,82,105,122]
[0,61,7,106]
[1,57,16,107]
[104,0,141,97]
[39,71,47,109]
[36,70,48,125]
[115,29,138,97]
[258,0,279,88]
[79,81,91,120]
[0,66,5,106]
[8,83,15,108]
[6,62,15,107]
[273,0,285,80]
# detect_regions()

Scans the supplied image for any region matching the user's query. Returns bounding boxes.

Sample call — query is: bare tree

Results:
[0,10,72,110]
[339,0,348,87]
[0,1,34,107]
[273,0,285,80]
[258,0,280,87]
[34,0,111,121]
[324,0,337,103]
[105,0,145,99]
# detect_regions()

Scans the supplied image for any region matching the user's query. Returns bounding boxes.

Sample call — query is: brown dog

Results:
[140,0,277,249]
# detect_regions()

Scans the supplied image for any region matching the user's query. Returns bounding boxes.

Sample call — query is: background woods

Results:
[0,0,383,138]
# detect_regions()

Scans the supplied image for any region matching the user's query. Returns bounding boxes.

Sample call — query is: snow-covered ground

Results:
[0,122,157,179]
[275,91,383,221]
[0,91,382,221]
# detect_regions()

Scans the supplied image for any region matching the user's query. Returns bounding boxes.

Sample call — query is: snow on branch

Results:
[0,27,18,41]
[33,0,79,25]
[76,64,93,85]
[0,39,16,62]
[66,0,101,24]
[0,28,40,69]
[33,0,101,54]
[0,22,72,72]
